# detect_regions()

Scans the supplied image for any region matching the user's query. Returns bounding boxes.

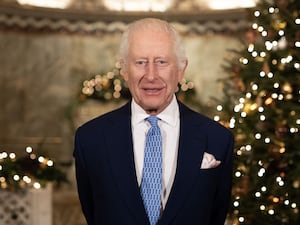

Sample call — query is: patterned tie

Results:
[141,116,162,225]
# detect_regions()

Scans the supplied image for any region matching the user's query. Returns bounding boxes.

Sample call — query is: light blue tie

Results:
[141,116,162,225]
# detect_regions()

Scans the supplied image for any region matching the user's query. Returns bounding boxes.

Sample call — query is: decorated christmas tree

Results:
[213,0,300,224]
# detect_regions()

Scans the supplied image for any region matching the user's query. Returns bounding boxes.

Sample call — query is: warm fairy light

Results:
[279,147,285,153]
[258,168,265,177]
[13,175,20,181]
[246,92,252,98]
[238,217,245,223]
[260,205,266,210]
[30,153,36,160]
[248,44,254,52]
[0,152,8,159]
[295,42,300,48]
[241,112,247,118]
[278,30,284,36]
[33,182,41,189]
[258,26,264,33]
[290,127,298,133]
[255,133,261,139]
[284,200,290,205]
[252,83,258,91]
[9,153,16,159]
[229,117,236,128]
[38,156,45,163]
[235,171,242,177]
[265,41,273,51]
[259,115,266,121]
[254,10,260,17]
[23,175,32,184]
[271,93,278,99]
[217,105,223,111]
[214,115,220,121]
[281,55,293,64]
[265,97,273,105]
[245,145,252,151]
[240,57,249,65]
[233,201,240,207]
[252,51,258,57]
[268,7,275,13]
[255,192,261,197]
[261,31,268,37]
[234,104,242,112]
[261,186,267,192]
[26,146,33,153]
[47,160,54,167]
[260,51,266,58]
[291,203,297,208]
[264,138,270,143]
[252,23,258,29]
[268,209,275,215]
[258,106,264,112]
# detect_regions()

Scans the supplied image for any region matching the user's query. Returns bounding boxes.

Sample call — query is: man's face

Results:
[122,28,187,114]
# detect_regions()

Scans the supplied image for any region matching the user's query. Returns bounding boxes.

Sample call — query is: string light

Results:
[0,146,66,190]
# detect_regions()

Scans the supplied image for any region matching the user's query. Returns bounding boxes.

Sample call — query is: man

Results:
[74,18,234,225]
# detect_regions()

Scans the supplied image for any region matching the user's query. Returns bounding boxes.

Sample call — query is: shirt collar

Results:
[131,95,179,127]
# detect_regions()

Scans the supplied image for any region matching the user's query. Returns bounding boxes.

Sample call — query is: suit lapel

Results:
[106,103,149,225]
[159,103,207,224]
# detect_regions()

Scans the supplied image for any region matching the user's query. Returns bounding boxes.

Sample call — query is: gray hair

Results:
[119,18,187,69]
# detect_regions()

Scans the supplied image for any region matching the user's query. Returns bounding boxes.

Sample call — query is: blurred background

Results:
[1,0,299,225]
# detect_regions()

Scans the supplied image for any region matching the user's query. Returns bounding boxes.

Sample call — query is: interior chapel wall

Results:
[0,28,242,164]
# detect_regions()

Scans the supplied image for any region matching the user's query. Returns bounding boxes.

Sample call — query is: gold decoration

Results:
[282,82,293,94]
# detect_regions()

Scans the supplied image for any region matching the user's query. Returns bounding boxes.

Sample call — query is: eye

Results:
[155,59,168,66]
[135,60,147,66]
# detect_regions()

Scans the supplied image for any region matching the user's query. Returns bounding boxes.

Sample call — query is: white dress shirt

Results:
[131,95,180,208]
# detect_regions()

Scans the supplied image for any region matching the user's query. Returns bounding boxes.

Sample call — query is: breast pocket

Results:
[197,166,222,191]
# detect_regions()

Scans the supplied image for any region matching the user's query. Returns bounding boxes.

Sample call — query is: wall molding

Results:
[0,3,250,34]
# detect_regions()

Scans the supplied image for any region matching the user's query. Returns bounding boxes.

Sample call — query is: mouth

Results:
[143,87,164,95]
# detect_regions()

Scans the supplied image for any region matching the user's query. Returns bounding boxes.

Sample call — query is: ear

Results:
[177,59,188,82]
[119,60,129,81]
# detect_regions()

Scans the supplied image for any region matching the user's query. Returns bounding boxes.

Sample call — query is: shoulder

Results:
[76,101,130,135]
[178,101,233,138]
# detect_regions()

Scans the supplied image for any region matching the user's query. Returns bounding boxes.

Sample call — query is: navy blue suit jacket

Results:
[74,100,234,225]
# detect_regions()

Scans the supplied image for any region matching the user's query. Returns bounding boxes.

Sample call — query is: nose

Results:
[144,62,158,81]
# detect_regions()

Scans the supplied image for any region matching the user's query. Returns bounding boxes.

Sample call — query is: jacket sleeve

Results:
[73,127,95,225]
[210,131,234,225]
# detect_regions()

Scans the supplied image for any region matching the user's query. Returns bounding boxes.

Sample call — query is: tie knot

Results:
[146,116,159,127]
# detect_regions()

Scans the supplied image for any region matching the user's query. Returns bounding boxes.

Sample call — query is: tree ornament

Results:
[293,179,300,189]
[246,29,256,44]
[262,61,270,74]
[281,82,293,94]
[277,0,289,9]
[268,144,282,159]
[273,19,287,31]
[255,121,269,132]
[275,122,289,138]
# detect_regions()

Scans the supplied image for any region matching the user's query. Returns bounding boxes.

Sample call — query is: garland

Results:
[0,146,67,191]
[78,62,197,104]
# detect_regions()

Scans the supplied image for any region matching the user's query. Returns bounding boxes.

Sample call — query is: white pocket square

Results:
[200,152,221,169]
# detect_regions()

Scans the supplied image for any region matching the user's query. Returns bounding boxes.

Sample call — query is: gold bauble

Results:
[282,82,293,94]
